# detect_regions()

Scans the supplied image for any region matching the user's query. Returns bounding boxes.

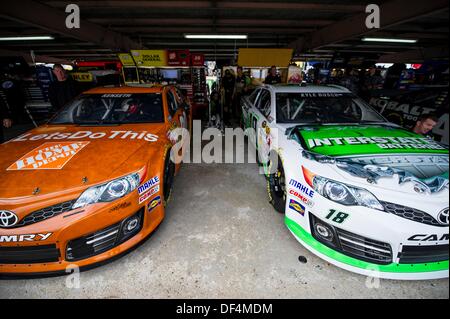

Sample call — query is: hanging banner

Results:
[131,50,168,67]
[191,54,205,66]
[168,50,190,66]
[117,53,136,67]
[71,72,94,82]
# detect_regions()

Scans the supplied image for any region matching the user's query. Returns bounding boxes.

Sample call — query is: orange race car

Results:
[0,85,190,276]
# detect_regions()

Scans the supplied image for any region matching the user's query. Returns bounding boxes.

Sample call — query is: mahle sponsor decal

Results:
[11,130,159,143]
[288,179,315,198]
[7,142,89,170]
[0,233,52,243]
[138,176,160,195]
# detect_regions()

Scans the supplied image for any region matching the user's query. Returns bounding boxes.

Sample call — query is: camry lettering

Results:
[407,234,449,242]
[11,131,159,143]
[0,232,52,243]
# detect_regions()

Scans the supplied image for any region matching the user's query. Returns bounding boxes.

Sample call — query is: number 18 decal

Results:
[325,209,349,224]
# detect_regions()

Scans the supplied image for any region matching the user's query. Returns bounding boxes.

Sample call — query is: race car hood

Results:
[290,125,449,193]
[0,124,167,198]
[292,124,448,158]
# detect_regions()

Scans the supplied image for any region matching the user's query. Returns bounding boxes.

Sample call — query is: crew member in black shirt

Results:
[265,66,282,84]
[48,64,79,112]
[0,98,12,143]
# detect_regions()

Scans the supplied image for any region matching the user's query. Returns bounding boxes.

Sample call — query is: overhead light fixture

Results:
[0,36,55,41]
[362,37,417,43]
[184,34,248,40]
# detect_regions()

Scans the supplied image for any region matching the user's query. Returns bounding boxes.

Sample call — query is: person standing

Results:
[233,66,250,118]
[48,64,79,112]
[0,98,12,143]
[265,66,282,84]
[221,69,235,125]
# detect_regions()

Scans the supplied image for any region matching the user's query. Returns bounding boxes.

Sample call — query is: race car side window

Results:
[167,90,178,117]
[257,89,272,118]
[248,88,261,105]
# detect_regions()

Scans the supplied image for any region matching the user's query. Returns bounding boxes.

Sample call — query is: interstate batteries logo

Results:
[298,126,448,156]
[7,142,89,170]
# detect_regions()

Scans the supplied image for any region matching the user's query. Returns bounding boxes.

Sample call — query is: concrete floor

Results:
[0,163,448,298]
[0,128,448,298]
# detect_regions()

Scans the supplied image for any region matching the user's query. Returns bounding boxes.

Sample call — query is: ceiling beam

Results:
[0,0,144,51]
[115,27,314,34]
[89,18,334,27]
[378,46,449,63]
[0,48,69,64]
[289,0,449,51]
[44,1,365,12]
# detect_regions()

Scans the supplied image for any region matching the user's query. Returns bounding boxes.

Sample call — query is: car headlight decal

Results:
[73,170,143,209]
[302,166,384,211]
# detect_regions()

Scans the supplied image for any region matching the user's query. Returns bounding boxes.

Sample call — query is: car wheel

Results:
[267,156,286,214]
[163,152,175,206]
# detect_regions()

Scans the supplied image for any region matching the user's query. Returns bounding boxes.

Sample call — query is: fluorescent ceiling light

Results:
[0,36,55,41]
[362,37,417,43]
[185,34,247,40]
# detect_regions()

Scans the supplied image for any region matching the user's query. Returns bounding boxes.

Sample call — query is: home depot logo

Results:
[7,142,90,171]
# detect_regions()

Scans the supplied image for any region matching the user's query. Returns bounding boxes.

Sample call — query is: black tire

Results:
[163,152,175,206]
[267,156,286,214]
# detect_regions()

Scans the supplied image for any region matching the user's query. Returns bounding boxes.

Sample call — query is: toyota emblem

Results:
[0,210,19,228]
[437,208,449,226]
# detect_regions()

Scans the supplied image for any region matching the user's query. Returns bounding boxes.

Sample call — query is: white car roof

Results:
[263,84,352,94]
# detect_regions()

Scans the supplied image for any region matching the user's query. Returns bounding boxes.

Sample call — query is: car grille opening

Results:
[381,201,444,227]
[398,245,449,264]
[66,208,144,261]
[336,228,393,265]
[10,199,77,228]
[0,244,60,264]
[310,214,393,265]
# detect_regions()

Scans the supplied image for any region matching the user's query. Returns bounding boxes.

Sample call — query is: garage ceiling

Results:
[0,0,448,64]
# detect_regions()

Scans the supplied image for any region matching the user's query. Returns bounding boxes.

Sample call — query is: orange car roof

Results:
[84,85,167,94]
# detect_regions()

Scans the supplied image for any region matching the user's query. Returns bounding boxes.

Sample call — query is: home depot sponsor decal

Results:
[11,130,159,142]
[7,142,89,171]
[139,185,160,204]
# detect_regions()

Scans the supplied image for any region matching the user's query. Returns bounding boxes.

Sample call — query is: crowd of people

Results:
[210,65,282,126]
[1,64,79,143]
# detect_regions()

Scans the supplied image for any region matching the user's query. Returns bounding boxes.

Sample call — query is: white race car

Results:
[242,84,449,280]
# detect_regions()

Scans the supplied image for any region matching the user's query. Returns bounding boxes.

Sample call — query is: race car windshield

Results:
[276,93,386,124]
[50,93,164,125]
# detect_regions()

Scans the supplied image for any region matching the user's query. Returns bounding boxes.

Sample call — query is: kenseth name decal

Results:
[307,136,445,150]
[11,131,159,143]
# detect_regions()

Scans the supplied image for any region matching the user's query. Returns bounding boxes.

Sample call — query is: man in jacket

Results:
[0,98,12,143]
